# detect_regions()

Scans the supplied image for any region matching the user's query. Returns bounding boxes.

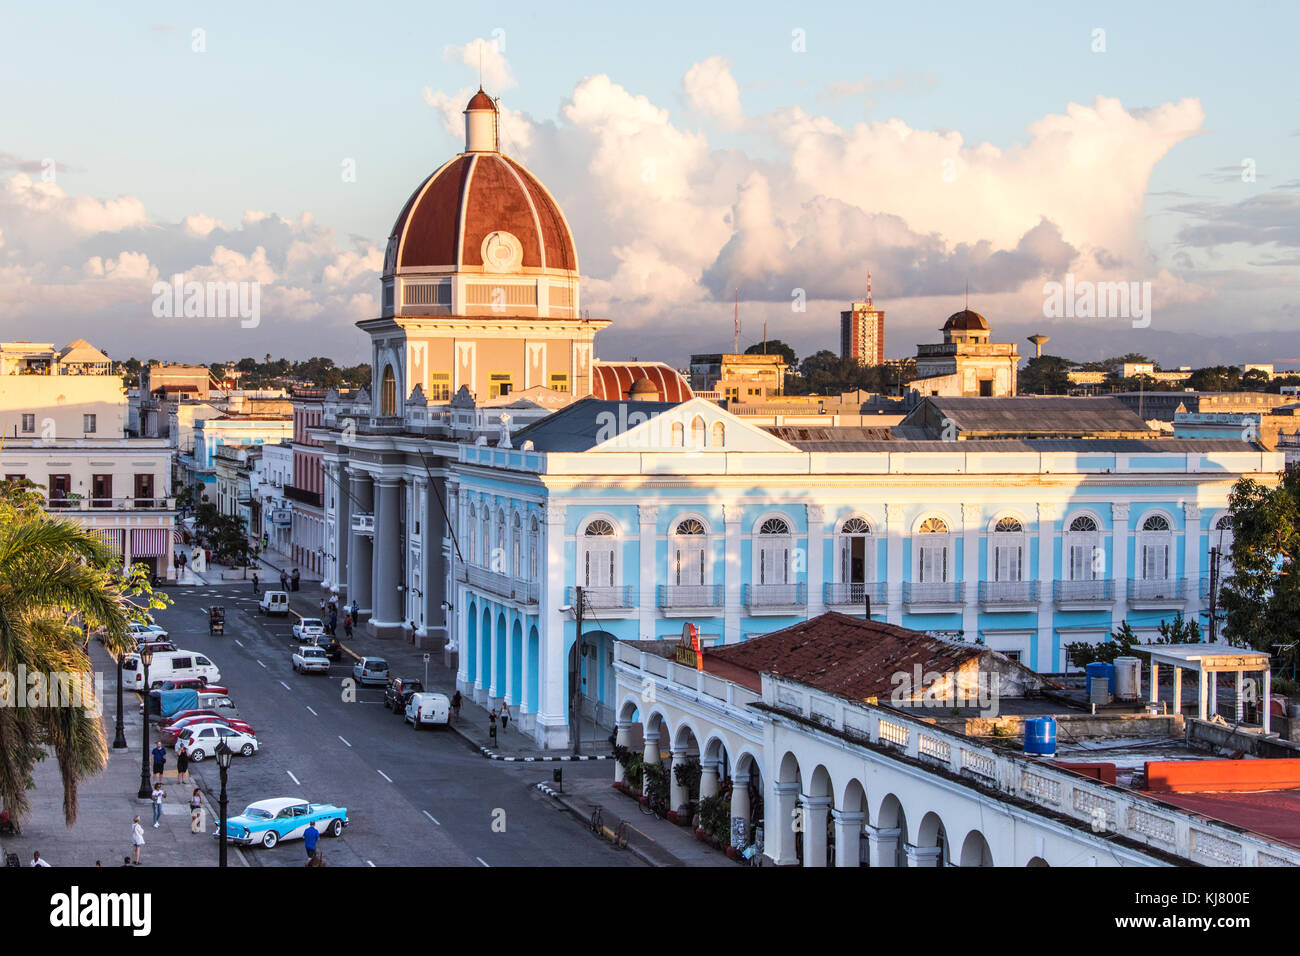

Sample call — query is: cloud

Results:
[1173,192,1300,248]
[683,56,745,130]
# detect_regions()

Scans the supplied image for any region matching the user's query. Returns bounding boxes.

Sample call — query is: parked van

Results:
[405,692,450,729]
[122,650,221,691]
[258,591,290,616]
[196,692,238,714]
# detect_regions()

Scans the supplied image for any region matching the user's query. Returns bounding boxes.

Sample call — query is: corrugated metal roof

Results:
[508,397,679,452]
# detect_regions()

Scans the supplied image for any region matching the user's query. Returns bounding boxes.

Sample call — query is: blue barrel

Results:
[1086,662,1112,697]
[1024,716,1058,756]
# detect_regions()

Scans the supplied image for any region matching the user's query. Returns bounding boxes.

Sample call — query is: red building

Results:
[840,273,885,366]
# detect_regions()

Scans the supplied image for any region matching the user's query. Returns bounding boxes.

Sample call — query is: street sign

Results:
[423,653,430,662]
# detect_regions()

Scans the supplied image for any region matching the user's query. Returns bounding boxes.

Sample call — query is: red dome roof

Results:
[591,363,694,402]
[942,309,990,332]
[387,153,578,275]
[466,89,497,112]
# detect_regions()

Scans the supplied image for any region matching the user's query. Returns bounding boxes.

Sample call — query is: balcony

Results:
[1053,579,1115,610]
[351,513,374,535]
[978,580,1040,611]
[45,496,175,512]
[567,586,637,616]
[743,583,806,615]
[823,581,888,609]
[903,581,965,611]
[1128,577,1186,609]
[465,565,539,605]
[657,584,724,616]
[283,485,323,508]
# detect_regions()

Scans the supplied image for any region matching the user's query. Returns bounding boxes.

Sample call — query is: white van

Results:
[122,650,221,691]
[258,591,290,616]
[405,692,450,729]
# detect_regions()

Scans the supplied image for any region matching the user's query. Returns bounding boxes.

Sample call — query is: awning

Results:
[131,528,170,558]
[87,528,124,556]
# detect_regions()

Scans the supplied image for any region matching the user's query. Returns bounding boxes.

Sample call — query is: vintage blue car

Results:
[216,797,349,848]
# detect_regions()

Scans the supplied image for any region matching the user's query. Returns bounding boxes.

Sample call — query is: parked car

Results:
[258,591,290,616]
[312,635,342,662]
[196,692,237,713]
[161,707,241,729]
[158,679,230,695]
[122,649,221,691]
[351,657,388,686]
[384,677,423,712]
[405,692,450,729]
[292,618,325,641]
[162,714,254,744]
[292,645,331,674]
[216,797,348,849]
[129,621,169,641]
[175,723,259,761]
[134,640,177,656]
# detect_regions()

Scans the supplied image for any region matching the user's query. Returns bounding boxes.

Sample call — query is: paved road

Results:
[149,585,640,867]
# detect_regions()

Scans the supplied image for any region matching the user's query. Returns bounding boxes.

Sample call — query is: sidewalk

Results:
[0,647,237,868]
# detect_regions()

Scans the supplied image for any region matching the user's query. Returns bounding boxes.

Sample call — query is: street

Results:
[130,583,641,867]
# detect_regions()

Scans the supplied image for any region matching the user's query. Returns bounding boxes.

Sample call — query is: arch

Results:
[913,512,952,535]
[777,750,803,789]
[916,811,950,867]
[479,606,492,689]
[380,363,398,416]
[914,513,954,584]
[581,515,619,536]
[1067,511,1101,533]
[989,512,1028,583]
[840,777,867,815]
[670,422,684,447]
[1141,513,1172,532]
[525,624,540,713]
[466,501,478,564]
[701,735,731,776]
[494,612,507,695]
[617,697,641,724]
[837,514,876,587]
[987,511,1028,534]
[579,514,619,591]
[690,415,706,447]
[807,764,833,799]
[959,830,994,867]
[465,600,478,685]
[837,514,873,535]
[1027,856,1050,867]
[672,515,709,535]
[509,618,523,707]
[711,421,725,446]
[756,514,792,536]
[672,720,703,754]
[874,793,909,867]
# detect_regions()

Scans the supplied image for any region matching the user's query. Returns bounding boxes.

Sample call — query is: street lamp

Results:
[112,650,128,749]
[136,647,154,799]
[215,740,233,868]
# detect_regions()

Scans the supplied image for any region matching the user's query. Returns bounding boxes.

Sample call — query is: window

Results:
[21,414,35,433]
[134,474,154,506]
[528,516,539,580]
[671,518,707,587]
[1065,514,1101,581]
[582,519,617,589]
[917,517,950,583]
[83,414,97,433]
[511,513,522,579]
[690,416,706,447]
[429,372,451,402]
[757,517,791,586]
[495,509,506,573]
[466,502,477,565]
[549,373,569,393]
[671,422,684,447]
[1140,514,1172,581]
[838,516,874,585]
[380,364,398,416]
[489,374,513,398]
[47,474,72,507]
[991,516,1025,582]
[92,474,112,507]
[711,422,725,446]
[480,507,491,568]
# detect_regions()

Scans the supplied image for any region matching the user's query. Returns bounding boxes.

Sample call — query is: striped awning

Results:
[87,528,124,556]
[131,528,170,558]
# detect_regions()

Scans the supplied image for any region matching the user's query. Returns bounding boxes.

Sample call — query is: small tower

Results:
[1028,333,1050,359]
[464,88,499,153]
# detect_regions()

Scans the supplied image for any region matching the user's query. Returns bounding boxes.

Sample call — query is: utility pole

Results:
[1208,546,1220,644]
[572,586,584,756]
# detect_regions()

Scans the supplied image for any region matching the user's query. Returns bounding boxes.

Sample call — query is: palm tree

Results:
[0,481,165,826]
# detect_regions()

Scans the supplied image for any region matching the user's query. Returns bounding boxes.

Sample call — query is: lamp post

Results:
[136,647,154,799]
[112,651,128,749]
[215,740,233,868]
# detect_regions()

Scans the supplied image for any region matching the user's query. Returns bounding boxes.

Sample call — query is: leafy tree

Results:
[1186,365,1242,393]
[1220,472,1300,664]
[1065,621,1139,668]
[1154,611,1201,644]
[1019,354,1074,394]
[743,339,797,367]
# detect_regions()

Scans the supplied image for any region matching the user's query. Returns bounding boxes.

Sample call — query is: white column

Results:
[1150,662,1159,704]
[730,771,751,849]
[641,729,661,795]
[670,750,690,816]
[1184,503,1201,621]
[1210,672,1218,717]
[1037,502,1057,669]
[700,759,720,801]
[613,720,632,784]
[807,503,826,617]
[538,501,567,749]
[801,795,830,867]
[962,502,980,638]
[832,809,865,868]
[723,504,742,644]
[769,782,800,866]
[1264,668,1273,734]
[1198,666,1209,720]
[886,504,904,626]
[638,504,657,640]
[906,845,942,867]
[1112,503,1130,629]
[1174,666,1183,716]
[867,825,901,868]
[1236,670,1244,723]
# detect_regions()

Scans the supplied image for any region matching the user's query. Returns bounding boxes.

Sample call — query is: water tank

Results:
[1024,716,1057,756]
[1085,662,1110,697]
[1113,657,1141,701]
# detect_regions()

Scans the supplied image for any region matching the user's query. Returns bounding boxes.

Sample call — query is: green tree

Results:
[1219,472,1300,662]
[1019,354,1075,394]
[743,339,798,367]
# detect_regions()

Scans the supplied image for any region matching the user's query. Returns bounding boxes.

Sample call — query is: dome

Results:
[466,88,497,112]
[942,309,989,332]
[592,363,693,403]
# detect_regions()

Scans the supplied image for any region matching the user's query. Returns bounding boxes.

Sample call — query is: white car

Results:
[130,621,169,641]
[405,692,451,729]
[176,723,259,760]
[292,618,324,641]
[292,645,330,674]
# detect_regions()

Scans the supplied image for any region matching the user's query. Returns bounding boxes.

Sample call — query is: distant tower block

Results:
[841,271,885,365]
[1028,333,1050,359]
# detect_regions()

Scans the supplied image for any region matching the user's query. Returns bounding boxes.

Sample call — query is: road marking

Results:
[287,770,301,786]
[339,735,351,747]
[367,860,375,867]
[476,856,490,867]
[377,769,393,783]
[423,811,440,825]
[279,680,291,691]
[257,660,266,669]
[306,706,317,716]
[234,639,244,648]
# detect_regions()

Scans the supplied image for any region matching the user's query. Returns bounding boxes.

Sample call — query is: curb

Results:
[465,735,610,762]
[533,783,664,868]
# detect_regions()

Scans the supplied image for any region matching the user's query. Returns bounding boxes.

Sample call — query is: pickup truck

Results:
[291,645,331,674]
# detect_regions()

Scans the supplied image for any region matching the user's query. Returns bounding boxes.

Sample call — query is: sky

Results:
[1,0,1297,370]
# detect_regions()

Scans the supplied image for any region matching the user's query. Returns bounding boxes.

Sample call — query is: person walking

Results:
[280,570,289,591]
[151,741,167,785]
[131,816,145,864]
[176,744,190,784]
[328,611,338,636]
[30,850,50,867]
[489,707,498,738]
[450,690,462,721]
[252,571,260,595]
[350,600,359,622]
[189,789,204,832]
[291,568,300,591]
[499,701,511,732]
[303,820,320,862]
[343,615,353,640]
[151,782,166,828]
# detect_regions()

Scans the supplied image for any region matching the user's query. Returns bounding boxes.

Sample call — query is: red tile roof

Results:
[591,363,693,403]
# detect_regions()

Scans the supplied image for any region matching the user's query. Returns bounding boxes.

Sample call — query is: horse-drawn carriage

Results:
[209,606,225,636]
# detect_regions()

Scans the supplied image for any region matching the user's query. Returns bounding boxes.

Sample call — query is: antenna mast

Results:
[733,288,740,354]
[866,270,873,310]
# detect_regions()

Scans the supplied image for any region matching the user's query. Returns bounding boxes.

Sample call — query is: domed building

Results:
[910,305,1019,398]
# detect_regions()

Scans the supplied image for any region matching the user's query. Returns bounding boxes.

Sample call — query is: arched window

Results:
[511,512,522,579]
[671,422,684,447]
[690,416,706,447]
[711,422,725,447]
[757,517,791,586]
[528,515,540,580]
[581,518,617,590]
[495,509,506,573]
[991,516,1025,583]
[1139,514,1173,581]
[1065,514,1101,581]
[380,364,398,417]
[466,502,477,565]
[916,517,950,583]
[838,516,874,588]
[480,507,491,568]
[670,518,707,588]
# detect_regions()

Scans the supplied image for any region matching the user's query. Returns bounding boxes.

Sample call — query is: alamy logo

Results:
[0,668,102,716]
[49,887,151,936]
[1042,274,1151,328]
[151,273,260,328]
[890,664,999,716]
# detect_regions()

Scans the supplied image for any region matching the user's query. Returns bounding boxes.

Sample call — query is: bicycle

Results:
[614,821,629,850]
[589,806,604,836]
[639,792,668,819]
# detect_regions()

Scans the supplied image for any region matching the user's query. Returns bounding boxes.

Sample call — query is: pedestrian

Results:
[350,600,359,622]
[121,856,132,866]
[252,571,260,594]
[328,612,337,636]
[151,782,166,828]
[489,707,498,735]
[131,816,145,864]
[344,615,353,640]
[176,744,190,784]
[450,690,462,720]
[95,860,101,867]
[291,568,300,591]
[189,789,203,832]
[151,740,167,785]
[303,820,320,861]
[500,701,511,732]
[29,850,50,867]
[280,571,289,591]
